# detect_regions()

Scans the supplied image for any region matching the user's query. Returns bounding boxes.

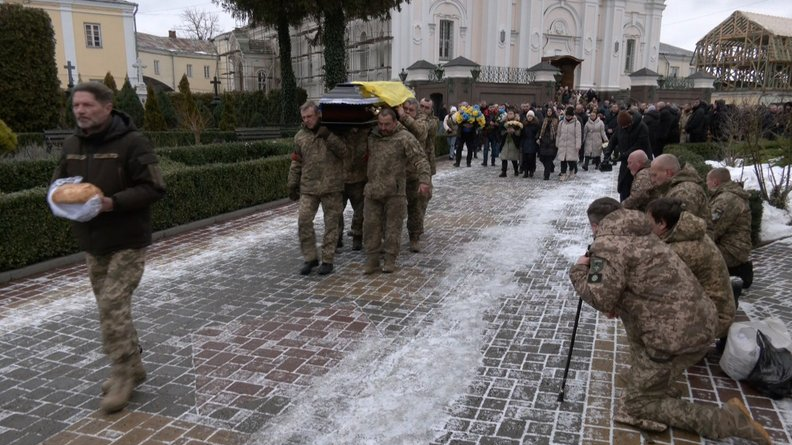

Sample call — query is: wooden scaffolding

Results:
[693,11,792,91]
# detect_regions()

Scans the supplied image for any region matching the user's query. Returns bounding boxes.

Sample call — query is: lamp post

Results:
[657,75,666,89]
[470,67,481,83]
[398,68,408,84]
[434,65,444,81]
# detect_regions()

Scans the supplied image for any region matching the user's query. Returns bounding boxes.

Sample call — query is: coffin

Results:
[319,83,384,127]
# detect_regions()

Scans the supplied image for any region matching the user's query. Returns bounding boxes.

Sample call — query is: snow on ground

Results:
[251,177,610,445]
[707,160,792,242]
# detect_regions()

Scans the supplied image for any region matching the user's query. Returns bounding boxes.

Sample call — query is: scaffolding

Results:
[693,11,792,91]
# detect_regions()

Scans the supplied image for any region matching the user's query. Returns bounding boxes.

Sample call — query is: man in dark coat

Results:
[685,100,709,143]
[643,105,661,158]
[606,110,651,201]
[657,102,676,155]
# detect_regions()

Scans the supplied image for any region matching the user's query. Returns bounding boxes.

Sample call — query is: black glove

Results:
[288,188,300,201]
[316,126,331,139]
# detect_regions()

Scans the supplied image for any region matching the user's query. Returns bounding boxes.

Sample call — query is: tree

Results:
[143,85,168,131]
[217,93,238,131]
[116,77,145,128]
[175,74,210,143]
[176,8,221,40]
[0,118,18,155]
[103,71,118,94]
[157,91,179,128]
[0,4,61,132]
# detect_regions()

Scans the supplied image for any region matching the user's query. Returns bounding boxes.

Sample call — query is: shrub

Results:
[665,146,711,180]
[0,119,18,154]
[143,84,168,131]
[116,77,145,128]
[434,134,449,158]
[668,142,720,160]
[144,131,236,147]
[156,140,292,165]
[0,159,57,193]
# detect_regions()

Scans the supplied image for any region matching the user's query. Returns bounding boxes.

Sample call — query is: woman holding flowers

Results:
[498,110,522,177]
[453,104,486,167]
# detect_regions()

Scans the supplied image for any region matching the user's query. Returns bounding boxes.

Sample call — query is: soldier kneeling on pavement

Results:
[569,197,771,444]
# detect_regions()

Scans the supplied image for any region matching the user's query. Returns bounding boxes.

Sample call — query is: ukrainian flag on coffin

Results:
[351,81,415,107]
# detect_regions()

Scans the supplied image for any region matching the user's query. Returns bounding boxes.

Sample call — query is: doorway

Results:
[543,55,582,89]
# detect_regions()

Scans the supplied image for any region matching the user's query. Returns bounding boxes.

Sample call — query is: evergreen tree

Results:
[0,118,18,154]
[218,93,238,131]
[103,72,118,93]
[157,91,179,129]
[0,4,61,131]
[178,74,197,114]
[143,85,167,131]
[115,77,144,128]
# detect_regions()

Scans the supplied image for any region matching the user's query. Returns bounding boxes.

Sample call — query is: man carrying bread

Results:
[51,82,166,414]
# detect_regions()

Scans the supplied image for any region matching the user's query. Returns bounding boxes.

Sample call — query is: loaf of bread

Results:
[52,183,103,204]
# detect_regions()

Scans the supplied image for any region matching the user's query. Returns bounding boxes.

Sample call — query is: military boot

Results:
[299,259,319,275]
[100,359,135,414]
[409,235,422,253]
[102,351,146,394]
[317,263,334,275]
[382,255,397,273]
[726,398,772,445]
[352,236,363,251]
[363,256,380,274]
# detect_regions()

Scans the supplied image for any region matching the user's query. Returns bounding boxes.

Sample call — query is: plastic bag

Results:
[720,318,792,381]
[745,331,792,399]
[47,176,102,222]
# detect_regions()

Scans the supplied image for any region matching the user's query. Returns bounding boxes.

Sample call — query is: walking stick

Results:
[558,296,584,403]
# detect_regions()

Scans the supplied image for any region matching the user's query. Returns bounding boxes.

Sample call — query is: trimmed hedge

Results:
[15,132,45,147]
[435,134,450,158]
[0,159,57,193]
[157,140,292,166]
[664,146,712,180]
[14,131,238,149]
[0,155,290,272]
[666,142,721,161]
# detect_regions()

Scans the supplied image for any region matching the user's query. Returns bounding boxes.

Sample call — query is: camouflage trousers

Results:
[624,342,741,439]
[338,181,366,238]
[363,195,406,258]
[406,178,430,237]
[298,192,343,264]
[86,248,145,364]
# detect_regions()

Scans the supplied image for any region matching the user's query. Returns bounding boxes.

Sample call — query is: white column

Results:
[122,7,138,87]
[529,0,543,65]
[517,0,531,68]
[644,1,665,72]
[578,0,599,89]
[59,3,77,83]
[599,0,626,91]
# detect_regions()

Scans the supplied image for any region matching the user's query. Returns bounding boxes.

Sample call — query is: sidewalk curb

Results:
[0,198,293,284]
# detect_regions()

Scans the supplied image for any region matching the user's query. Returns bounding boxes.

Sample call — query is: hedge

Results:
[664,146,711,180]
[0,159,57,193]
[156,140,292,166]
[666,142,721,161]
[0,155,290,272]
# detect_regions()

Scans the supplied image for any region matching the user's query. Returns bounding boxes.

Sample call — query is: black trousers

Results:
[455,132,478,166]
[521,152,537,173]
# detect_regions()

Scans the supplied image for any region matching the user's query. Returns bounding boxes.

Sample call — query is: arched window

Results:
[257,70,266,92]
[359,32,368,72]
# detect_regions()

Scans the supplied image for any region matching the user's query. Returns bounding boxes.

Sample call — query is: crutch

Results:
[558,296,584,403]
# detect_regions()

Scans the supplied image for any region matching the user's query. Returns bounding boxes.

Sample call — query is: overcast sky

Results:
[134,0,792,52]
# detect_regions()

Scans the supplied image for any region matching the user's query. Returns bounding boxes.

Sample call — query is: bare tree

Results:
[176,8,220,40]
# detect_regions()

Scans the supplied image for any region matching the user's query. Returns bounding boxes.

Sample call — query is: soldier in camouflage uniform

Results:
[646,198,735,339]
[51,82,166,414]
[622,150,655,212]
[649,154,713,236]
[397,98,433,253]
[288,101,347,275]
[707,168,754,289]
[569,198,770,444]
[363,108,432,274]
[338,126,370,251]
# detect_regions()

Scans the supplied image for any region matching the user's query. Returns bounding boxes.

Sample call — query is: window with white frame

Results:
[670,66,680,78]
[439,20,453,61]
[624,39,636,73]
[204,65,210,79]
[186,64,193,78]
[257,70,266,91]
[85,23,102,48]
[154,60,160,75]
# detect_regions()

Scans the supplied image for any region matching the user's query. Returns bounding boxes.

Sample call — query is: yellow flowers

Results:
[453,105,486,128]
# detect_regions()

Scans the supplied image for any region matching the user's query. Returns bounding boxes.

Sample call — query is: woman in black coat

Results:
[537,107,559,180]
[520,110,541,177]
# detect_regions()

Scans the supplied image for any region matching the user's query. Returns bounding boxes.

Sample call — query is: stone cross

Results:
[64,60,76,89]
[132,58,147,85]
[210,76,222,97]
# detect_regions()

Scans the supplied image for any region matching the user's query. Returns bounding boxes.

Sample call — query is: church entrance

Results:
[543,55,582,89]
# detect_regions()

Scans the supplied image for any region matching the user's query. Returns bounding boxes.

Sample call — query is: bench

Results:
[235,127,283,141]
[43,129,75,152]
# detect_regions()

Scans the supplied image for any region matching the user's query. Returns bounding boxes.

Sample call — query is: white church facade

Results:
[236,0,669,99]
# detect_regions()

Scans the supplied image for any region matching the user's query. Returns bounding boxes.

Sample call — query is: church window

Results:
[85,23,102,48]
[360,32,368,71]
[257,70,266,91]
[186,64,193,78]
[439,20,453,61]
[624,39,636,73]
[204,65,210,79]
[154,60,160,75]
[670,66,679,78]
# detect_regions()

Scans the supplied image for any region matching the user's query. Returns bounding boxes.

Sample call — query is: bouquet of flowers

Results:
[504,120,523,130]
[454,105,486,128]
[495,106,508,124]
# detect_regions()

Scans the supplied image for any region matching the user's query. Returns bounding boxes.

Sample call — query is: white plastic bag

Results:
[720,318,792,381]
[47,176,102,222]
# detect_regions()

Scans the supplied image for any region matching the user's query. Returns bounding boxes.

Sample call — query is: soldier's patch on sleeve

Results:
[712,210,722,221]
[588,256,606,284]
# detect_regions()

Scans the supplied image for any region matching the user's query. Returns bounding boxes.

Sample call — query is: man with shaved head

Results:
[622,150,655,211]
[649,154,712,234]
[707,168,754,289]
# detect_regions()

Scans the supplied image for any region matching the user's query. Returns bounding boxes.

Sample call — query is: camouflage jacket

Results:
[424,113,439,175]
[340,126,370,184]
[365,123,431,199]
[569,209,717,359]
[400,113,429,180]
[661,211,736,338]
[622,166,656,212]
[658,164,713,236]
[710,181,752,267]
[288,127,346,195]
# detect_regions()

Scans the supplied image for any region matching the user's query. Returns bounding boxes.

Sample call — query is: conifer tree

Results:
[115,77,144,128]
[103,72,118,93]
[218,93,237,131]
[143,85,167,131]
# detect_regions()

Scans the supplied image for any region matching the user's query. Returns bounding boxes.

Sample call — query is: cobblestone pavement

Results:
[1,156,791,445]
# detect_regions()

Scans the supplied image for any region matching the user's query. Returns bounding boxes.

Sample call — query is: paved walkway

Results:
[1,157,791,445]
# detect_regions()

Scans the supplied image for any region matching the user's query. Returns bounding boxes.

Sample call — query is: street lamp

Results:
[399,68,408,83]
[470,67,481,83]
[434,65,444,81]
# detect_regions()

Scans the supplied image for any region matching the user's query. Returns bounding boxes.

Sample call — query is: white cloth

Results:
[47,176,102,222]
